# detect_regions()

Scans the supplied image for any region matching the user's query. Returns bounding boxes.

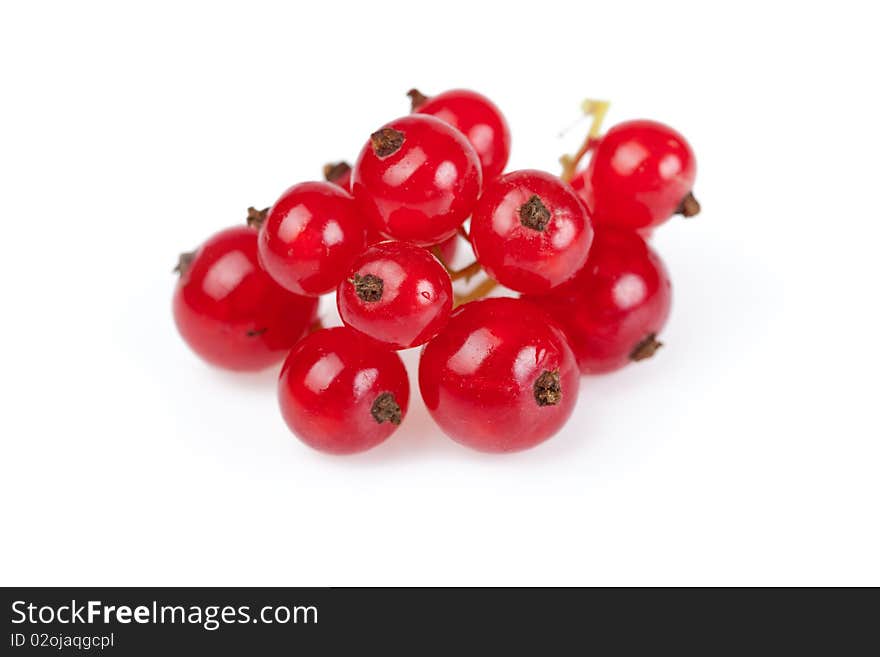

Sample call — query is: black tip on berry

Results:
[323,161,351,183]
[677,192,701,218]
[246,327,268,338]
[519,195,552,231]
[174,250,196,276]
[350,273,384,302]
[370,128,405,158]
[630,333,663,362]
[534,370,562,406]
[406,88,429,111]
[371,392,402,425]
[246,206,269,230]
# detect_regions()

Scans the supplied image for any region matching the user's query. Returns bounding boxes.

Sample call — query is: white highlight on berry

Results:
[278,204,312,242]
[202,251,253,301]
[550,216,575,249]
[322,219,344,247]
[613,273,647,309]
[659,152,683,179]
[513,345,538,383]
[448,327,501,376]
[382,147,427,187]
[610,141,650,176]
[468,124,493,155]
[352,367,379,400]
[434,160,458,190]
[304,352,345,393]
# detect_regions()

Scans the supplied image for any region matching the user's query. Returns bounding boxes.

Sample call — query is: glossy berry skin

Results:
[572,178,655,241]
[352,114,482,247]
[524,228,671,374]
[575,119,697,230]
[258,181,367,296]
[278,327,410,454]
[470,169,594,294]
[338,241,453,350]
[333,165,466,267]
[419,297,579,453]
[365,227,459,266]
[173,226,318,371]
[411,88,511,181]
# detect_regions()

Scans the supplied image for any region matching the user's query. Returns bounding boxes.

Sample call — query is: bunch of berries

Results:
[173,89,699,454]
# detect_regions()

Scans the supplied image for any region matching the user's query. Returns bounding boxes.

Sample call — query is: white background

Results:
[1,1,878,586]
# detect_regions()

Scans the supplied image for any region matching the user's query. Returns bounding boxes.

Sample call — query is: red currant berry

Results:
[323,160,352,191]
[569,168,588,195]
[173,226,318,371]
[570,185,656,241]
[278,327,409,454]
[352,114,482,246]
[524,228,671,374]
[337,241,453,350]
[418,297,579,452]
[408,88,511,182]
[365,226,459,265]
[470,169,594,294]
[256,181,367,296]
[575,119,698,229]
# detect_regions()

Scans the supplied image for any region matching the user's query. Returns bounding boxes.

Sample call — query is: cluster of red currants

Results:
[173,89,699,455]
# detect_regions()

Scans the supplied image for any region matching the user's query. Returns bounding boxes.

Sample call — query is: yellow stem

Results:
[560,98,610,182]
[430,245,447,269]
[454,279,498,307]
[448,260,482,282]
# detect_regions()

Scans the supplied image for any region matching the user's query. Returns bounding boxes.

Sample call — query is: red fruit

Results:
[418,297,579,453]
[409,88,511,181]
[365,227,459,265]
[278,327,409,454]
[257,181,367,296]
[575,119,698,230]
[325,161,463,269]
[470,169,594,294]
[352,114,482,246]
[173,226,318,371]
[524,228,671,374]
[337,241,453,350]
[323,161,352,191]
[569,169,589,198]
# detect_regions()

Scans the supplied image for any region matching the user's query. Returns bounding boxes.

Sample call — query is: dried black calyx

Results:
[174,250,196,276]
[370,128,405,158]
[246,206,269,229]
[350,273,384,302]
[246,327,268,337]
[677,192,701,218]
[534,370,562,406]
[630,333,663,361]
[323,161,351,184]
[371,392,402,425]
[406,88,429,111]
[519,195,552,231]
